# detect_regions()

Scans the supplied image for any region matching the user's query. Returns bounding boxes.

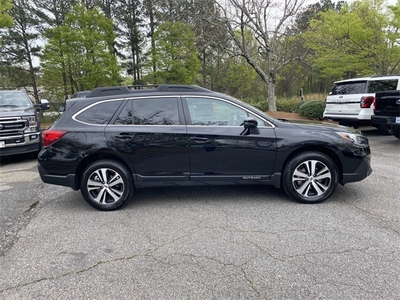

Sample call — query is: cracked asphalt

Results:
[0,128,399,299]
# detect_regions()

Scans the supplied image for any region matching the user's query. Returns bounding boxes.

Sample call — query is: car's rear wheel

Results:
[392,125,400,139]
[377,124,393,135]
[81,160,133,210]
[283,152,338,204]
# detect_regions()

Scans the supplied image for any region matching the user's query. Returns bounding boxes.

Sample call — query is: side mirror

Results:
[240,117,260,135]
[40,99,50,110]
[241,117,258,129]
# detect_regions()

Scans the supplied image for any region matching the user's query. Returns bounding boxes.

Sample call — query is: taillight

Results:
[360,96,375,108]
[324,97,327,108]
[42,130,67,146]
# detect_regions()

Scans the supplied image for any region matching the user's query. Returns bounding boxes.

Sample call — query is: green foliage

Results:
[150,21,200,84]
[276,98,303,113]
[41,3,121,100]
[0,0,12,28]
[216,57,257,98]
[304,0,400,78]
[298,100,325,120]
[242,96,268,112]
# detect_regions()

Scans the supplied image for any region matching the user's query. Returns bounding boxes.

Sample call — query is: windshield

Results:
[0,91,32,109]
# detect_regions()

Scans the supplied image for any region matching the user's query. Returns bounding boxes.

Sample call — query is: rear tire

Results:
[282,152,338,204]
[392,125,400,139]
[81,160,133,210]
[377,124,393,135]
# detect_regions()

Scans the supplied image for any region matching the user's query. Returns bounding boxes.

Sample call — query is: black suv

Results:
[37,85,372,210]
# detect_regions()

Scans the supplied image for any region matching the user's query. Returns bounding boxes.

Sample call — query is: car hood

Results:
[273,118,360,134]
[0,106,36,117]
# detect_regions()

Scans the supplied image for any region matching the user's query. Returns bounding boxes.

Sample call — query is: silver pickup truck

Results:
[0,90,50,157]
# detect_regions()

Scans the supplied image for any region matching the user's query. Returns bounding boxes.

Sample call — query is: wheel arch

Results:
[280,146,343,187]
[75,151,134,190]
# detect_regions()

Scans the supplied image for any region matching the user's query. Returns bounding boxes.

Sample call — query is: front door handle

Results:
[190,136,209,143]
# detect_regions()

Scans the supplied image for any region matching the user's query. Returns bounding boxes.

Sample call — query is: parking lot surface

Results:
[0,128,399,299]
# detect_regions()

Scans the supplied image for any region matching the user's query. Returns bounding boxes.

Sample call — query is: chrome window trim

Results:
[183,95,275,128]
[72,98,126,126]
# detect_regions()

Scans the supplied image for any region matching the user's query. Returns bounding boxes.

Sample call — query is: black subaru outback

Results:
[37,85,372,210]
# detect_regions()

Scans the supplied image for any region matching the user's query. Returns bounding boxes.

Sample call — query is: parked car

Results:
[371,90,400,139]
[0,90,50,157]
[323,75,400,134]
[59,90,91,113]
[37,85,372,210]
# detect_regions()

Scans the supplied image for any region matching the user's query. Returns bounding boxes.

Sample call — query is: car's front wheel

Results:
[81,160,133,210]
[282,152,338,204]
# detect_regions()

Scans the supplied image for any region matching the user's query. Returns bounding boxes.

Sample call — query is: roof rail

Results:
[370,74,400,78]
[85,84,212,98]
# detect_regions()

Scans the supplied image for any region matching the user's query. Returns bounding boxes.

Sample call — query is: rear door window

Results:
[115,97,180,125]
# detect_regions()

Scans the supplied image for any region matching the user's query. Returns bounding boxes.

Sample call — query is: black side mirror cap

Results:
[240,117,260,135]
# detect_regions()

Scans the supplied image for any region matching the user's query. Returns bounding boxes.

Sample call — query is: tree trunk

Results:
[267,80,276,112]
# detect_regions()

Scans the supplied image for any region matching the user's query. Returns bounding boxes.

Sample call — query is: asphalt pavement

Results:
[0,128,399,299]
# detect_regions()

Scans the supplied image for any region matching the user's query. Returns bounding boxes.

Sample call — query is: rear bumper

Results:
[371,115,399,126]
[37,163,79,190]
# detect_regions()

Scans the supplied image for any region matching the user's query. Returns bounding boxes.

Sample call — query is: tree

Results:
[276,0,344,96]
[0,0,12,28]
[149,21,200,84]
[0,0,42,102]
[114,0,144,84]
[304,0,400,79]
[41,3,121,100]
[215,0,307,112]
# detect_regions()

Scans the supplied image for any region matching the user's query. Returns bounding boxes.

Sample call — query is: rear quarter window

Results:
[75,100,123,125]
[367,79,398,93]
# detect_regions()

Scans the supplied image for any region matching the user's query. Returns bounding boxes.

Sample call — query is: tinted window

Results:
[329,81,367,95]
[75,100,123,125]
[115,97,180,125]
[368,79,398,93]
[186,97,263,126]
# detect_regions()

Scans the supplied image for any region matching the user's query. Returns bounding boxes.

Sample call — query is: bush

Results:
[242,96,268,112]
[276,98,302,113]
[298,100,325,120]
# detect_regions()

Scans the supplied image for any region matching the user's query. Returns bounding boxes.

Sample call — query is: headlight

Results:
[335,132,368,147]
[24,116,37,132]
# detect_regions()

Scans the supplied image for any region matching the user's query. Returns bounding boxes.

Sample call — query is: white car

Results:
[323,75,400,134]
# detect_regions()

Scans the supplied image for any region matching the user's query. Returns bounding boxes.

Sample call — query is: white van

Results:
[323,75,400,134]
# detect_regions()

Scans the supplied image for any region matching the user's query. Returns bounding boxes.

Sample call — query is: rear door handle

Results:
[190,137,209,143]
[115,133,133,140]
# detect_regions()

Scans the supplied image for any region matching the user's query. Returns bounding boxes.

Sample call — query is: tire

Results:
[80,160,133,210]
[377,124,393,135]
[392,125,400,139]
[282,152,338,204]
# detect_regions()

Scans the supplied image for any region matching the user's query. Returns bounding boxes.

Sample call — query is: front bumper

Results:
[341,154,372,184]
[0,139,40,157]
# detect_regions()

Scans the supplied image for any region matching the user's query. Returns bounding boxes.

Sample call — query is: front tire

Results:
[283,152,338,204]
[81,160,133,210]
